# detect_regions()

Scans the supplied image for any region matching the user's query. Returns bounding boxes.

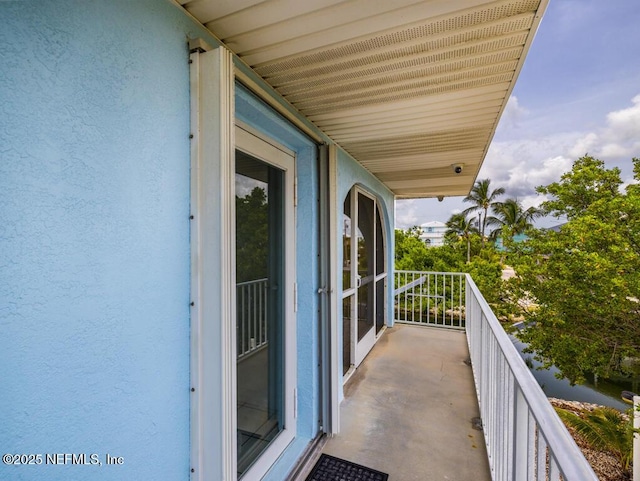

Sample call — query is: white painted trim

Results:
[236,124,295,168]
[374,200,390,331]
[235,125,297,481]
[355,328,376,367]
[189,48,203,481]
[190,46,235,481]
[328,144,340,434]
[342,366,356,385]
[235,120,296,158]
[221,49,237,481]
[352,187,376,366]
[341,185,389,373]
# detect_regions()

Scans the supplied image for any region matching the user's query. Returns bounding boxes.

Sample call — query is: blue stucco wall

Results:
[0,1,397,479]
[0,2,216,480]
[236,84,321,481]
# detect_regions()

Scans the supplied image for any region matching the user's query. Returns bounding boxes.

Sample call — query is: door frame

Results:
[341,185,387,378]
[234,122,297,481]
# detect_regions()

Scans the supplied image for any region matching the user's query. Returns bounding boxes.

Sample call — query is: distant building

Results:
[547,223,567,232]
[419,221,447,247]
[495,233,529,251]
[496,223,566,250]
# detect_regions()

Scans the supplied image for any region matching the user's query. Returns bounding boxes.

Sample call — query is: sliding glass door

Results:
[235,125,295,480]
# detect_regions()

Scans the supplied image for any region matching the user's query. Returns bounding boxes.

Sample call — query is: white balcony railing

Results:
[394,270,466,329]
[236,278,268,360]
[395,271,598,481]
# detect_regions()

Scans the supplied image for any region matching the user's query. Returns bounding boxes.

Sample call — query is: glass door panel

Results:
[235,150,285,478]
[356,193,375,342]
[342,192,354,375]
[376,279,385,333]
[342,296,352,375]
[342,187,387,376]
[357,282,374,342]
[342,191,352,291]
[375,206,386,333]
[375,206,385,276]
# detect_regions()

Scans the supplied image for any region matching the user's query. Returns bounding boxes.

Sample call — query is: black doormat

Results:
[305,454,389,481]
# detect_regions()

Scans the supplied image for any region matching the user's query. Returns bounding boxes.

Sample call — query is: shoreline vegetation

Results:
[549,398,632,481]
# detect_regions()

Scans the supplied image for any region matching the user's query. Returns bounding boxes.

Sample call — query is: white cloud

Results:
[599,142,631,158]
[395,95,640,228]
[395,197,466,229]
[394,199,420,228]
[605,95,640,140]
[482,136,577,198]
[481,94,640,201]
[593,94,640,158]
[568,132,598,158]
[505,155,573,196]
[499,96,529,130]
[520,193,546,210]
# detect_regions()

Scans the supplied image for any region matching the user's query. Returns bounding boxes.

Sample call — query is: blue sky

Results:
[396,0,640,229]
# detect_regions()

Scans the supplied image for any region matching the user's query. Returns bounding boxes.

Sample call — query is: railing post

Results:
[513,385,530,480]
[634,396,640,481]
[236,279,269,359]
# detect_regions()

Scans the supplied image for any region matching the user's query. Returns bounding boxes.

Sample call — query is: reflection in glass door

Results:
[356,193,375,348]
[341,187,387,375]
[342,191,352,375]
[235,150,284,478]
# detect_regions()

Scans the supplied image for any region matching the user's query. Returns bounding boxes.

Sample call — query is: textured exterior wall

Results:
[0,1,398,480]
[0,1,209,479]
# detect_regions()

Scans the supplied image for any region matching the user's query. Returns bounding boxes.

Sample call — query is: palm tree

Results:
[462,179,505,246]
[445,213,477,263]
[486,198,540,242]
[555,406,633,477]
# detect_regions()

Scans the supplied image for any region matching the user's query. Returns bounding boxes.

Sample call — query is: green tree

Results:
[487,198,541,243]
[508,156,640,383]
[462,178,506,246]
[555,406,633,477]
[465,256,507,313]
[537,155,622,220]
[445,213,478,263]
[394,227,431,271]
[394,225,507,316]
[395,227,465,272]
[235,187,268,283]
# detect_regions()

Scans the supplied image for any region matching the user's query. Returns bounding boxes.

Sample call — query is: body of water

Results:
[510,335,634,411]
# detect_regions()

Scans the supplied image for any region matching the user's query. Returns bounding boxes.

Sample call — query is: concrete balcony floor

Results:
[316,324,491,481]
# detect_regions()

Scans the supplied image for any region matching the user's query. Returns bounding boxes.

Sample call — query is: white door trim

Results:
[235,124,297,481]
[189,45,236,481]
[342,186,387,375]
[328,144,340,434]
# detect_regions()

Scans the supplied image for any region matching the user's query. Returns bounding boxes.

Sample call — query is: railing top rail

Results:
[395,270,466,276]
[236,278,268,287]
[465,274,598,480]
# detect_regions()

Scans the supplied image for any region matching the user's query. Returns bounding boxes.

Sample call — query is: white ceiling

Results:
[179,0,548,198]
